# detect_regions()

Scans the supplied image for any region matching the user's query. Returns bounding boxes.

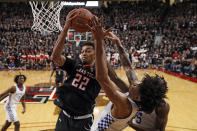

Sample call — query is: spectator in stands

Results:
[0,1,196,79]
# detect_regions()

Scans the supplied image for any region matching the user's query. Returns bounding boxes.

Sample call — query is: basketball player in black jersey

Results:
[51,10,101,131]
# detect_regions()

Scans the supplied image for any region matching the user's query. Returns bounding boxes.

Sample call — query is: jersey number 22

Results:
[72,73,90,91]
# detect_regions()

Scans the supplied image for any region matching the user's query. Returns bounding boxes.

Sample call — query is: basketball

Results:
[71,8,93,32]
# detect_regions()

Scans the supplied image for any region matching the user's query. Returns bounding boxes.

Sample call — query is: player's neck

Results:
[17,83,23,88]
[83,61,95,67]
[90,60,95,66]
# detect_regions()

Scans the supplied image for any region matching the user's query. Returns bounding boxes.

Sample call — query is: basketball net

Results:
[29,1,63,33]
[76,38,80,47]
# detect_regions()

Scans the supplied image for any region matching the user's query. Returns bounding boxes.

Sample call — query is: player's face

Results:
[128,85,141,102]
[81,45,95,64]
[18,76,25,84]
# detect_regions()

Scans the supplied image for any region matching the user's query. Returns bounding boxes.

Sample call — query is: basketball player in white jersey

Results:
[104,32,170,131]
[88,17,169,131]
[0,75,26,131]
[129,101,169,131]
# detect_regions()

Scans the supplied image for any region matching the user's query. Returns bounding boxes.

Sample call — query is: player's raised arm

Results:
[52,10,77,67]
[105,32,139,86]
[88,16,131,112]
[107,62,129,93]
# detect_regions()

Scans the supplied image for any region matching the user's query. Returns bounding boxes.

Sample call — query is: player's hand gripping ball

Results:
[70,8,94,32]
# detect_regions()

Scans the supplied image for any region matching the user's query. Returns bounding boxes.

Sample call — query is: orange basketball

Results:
[71,8,93,32]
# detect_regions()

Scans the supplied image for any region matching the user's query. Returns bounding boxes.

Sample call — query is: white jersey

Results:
[4,84,26,122]
[130,109,159,131]
[91,98,138,131]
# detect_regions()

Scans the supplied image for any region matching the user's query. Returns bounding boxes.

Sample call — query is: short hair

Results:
[81,42,95,49]
[139,74,168,113]
[14,75,27,84]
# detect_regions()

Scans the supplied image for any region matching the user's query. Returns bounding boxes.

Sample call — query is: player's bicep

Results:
[100,77,127,106]
[5,86,16,94]
[0,86,16,99]
[53,55,66,67]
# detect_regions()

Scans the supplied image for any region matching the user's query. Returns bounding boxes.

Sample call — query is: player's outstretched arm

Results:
[106,32,139,86]
[88,16,119,104]
[107,62,129,93]
[0,86,16,101]
[106,33,132,70]
[52,10,77,67]
[88,17,132,117]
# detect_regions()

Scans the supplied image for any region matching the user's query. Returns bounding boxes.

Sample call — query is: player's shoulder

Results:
[9,86,17,93]
[63,57,77,65]
[160,101,170,112]
[155,101,170,118]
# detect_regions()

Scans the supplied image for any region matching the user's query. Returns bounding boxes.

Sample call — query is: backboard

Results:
[67,29,90,41]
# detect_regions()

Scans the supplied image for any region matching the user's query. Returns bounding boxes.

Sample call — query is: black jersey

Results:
[55,57,101,116]
[53,66,64,83]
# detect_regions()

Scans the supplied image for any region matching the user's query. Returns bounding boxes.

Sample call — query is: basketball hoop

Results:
[29,1,63,33]
[76,38,81,47]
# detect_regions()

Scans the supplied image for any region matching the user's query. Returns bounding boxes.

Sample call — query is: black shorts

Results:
[55,110,93,131]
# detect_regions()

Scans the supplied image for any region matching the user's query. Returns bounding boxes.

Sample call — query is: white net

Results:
[29,1,63,33]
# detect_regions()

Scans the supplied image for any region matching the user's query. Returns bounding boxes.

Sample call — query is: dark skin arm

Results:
[88,16,132,119]
[52,10,77,67]
[21,94,26,114]
[106,33,132,70]
[106,32,139,87]
[49,68,55,84]
[155,102,170,131]
[107,62,129,93]
[129,124,146,131]
[0,86,16,101]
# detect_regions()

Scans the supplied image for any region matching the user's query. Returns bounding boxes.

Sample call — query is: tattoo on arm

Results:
[116,44,138,85]
[117,45,132,69]
[126,70,139,86]
[117,45,125,54]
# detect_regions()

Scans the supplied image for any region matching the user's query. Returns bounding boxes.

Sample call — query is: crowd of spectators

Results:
[0,1,197,78]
